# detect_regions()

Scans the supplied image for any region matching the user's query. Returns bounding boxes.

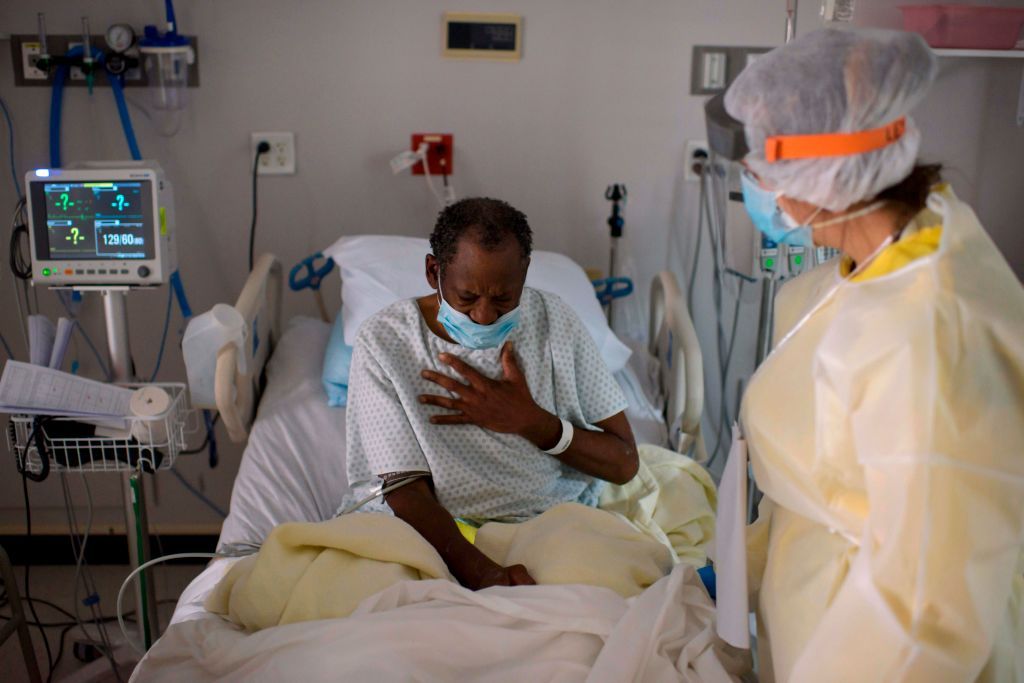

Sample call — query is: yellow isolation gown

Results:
[740,186,1024,682]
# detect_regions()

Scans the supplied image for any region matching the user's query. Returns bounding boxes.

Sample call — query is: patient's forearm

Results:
[520,411,638,485]
[384,479,505,589]
[553,424,639,485]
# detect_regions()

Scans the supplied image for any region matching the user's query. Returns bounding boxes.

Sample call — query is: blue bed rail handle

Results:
[289,253,335,292]
[592,277,634,306]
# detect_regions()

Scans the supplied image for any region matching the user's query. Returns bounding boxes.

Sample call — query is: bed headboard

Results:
[648,271,706,461]
[215,254,283,442]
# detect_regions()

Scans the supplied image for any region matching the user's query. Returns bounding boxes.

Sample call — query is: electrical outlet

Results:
[684,140,709,182]
[251,132,295,175]
[21,42,48,80]
[410,133,453,176]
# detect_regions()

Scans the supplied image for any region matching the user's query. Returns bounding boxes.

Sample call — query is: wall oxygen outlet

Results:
[67,42,87,81]
[251,132,295,175]
[410,133,453,176]
[21,42,48,80]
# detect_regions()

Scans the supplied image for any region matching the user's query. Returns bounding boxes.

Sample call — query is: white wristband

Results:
[544,418,574,456]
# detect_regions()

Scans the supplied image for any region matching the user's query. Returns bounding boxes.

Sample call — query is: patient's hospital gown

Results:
[341,287,628,523]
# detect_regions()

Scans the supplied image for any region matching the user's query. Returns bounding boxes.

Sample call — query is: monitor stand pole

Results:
[100,288,161,651]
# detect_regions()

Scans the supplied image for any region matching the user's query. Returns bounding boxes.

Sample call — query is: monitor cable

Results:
[0,93,23,202]
[20,471,56,680]
[0,330,12,359]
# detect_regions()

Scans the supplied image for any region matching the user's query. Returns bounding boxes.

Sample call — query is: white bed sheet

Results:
[142,319,740,683]
[214,316,670,563]
[215,317,347,556]
[142,563,742,683]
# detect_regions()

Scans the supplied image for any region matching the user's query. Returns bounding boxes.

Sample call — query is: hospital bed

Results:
[216,253,703,446]
[130,250,725,682]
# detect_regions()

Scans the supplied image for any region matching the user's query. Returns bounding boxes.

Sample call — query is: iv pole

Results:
[785,0,799,43]
[604,184,627,328]
[748,0,800,524]
[754,0,798,366]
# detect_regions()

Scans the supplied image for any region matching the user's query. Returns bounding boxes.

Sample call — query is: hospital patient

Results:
[342,198,639,590]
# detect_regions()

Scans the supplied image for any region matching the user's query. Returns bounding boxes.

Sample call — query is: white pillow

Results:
[322,235,632,372]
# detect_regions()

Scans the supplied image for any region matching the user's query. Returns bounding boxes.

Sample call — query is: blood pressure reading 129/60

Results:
[101,232,143,246]
[42,181,151,260]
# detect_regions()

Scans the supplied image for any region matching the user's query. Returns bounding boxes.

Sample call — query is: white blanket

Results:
[132,564,747,682]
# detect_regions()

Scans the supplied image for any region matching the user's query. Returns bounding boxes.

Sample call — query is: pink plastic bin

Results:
[899,4,1024,49]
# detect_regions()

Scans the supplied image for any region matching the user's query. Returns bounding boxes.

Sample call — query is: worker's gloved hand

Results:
[473,563,536,590]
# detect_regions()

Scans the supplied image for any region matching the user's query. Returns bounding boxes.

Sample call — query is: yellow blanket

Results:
[207,445,715,631]
[600,444,717,566]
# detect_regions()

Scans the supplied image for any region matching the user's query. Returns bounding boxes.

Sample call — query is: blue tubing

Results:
[169,270,192,319]
[49,45,142,167]
[108,69,141,160]
[49,64,67,168]
[165,0,178,32]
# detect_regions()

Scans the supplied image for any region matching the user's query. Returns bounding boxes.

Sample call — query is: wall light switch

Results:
[703,52,727,90]
[690,46,771,95]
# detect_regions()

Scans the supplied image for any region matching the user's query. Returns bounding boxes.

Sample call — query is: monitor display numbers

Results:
[101,232,144,247]
[40,181,152,260]
[97,220,147,257]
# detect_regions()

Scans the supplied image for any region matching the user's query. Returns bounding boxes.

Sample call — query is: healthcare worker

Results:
[726,28,1024,682]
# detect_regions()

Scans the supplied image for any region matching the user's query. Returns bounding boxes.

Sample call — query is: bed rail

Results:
[215,254,283,442]
[649,271,706,461]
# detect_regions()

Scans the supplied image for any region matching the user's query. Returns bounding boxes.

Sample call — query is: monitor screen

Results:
[29,180,155,261]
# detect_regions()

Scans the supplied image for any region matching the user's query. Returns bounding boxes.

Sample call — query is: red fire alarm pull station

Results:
[411,133,453,175]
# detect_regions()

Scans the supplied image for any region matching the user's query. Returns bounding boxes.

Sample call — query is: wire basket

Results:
[6,383,193,475]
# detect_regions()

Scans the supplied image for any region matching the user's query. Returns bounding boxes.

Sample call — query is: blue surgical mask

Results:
[742,170,888,248]
[740,170,813,246]
[776,205,818,248]
[436,276,520,349]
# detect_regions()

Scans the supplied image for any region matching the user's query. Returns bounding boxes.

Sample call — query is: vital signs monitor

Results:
[25,161,176,287]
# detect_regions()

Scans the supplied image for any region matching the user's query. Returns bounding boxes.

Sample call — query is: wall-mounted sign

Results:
[443,12,522,61]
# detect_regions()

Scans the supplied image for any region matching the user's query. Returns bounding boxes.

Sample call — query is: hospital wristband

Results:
[543,418,574,456]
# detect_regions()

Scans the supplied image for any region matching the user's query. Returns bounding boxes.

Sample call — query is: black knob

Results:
[137,265,151,278]
[106,53,127,75]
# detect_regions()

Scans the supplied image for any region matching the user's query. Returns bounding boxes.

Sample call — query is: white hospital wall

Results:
[0,0,1021,534]
[696,0,1024,476]
[0,0,787,534]
[845,0,1024,275]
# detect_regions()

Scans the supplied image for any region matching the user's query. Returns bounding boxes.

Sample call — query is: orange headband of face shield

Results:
[763,117,906,163]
